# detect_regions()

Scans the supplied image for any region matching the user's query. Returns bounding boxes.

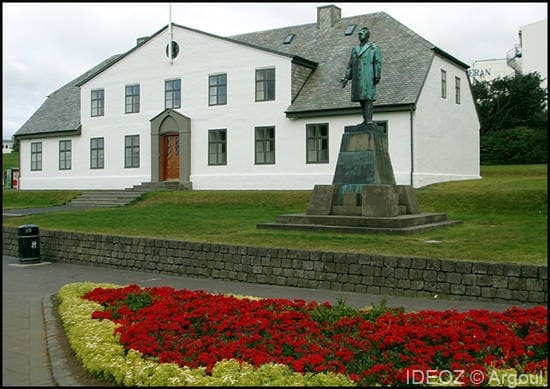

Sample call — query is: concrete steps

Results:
[66,182,190,208]
[66,190,145,208]
[128,181,191,192]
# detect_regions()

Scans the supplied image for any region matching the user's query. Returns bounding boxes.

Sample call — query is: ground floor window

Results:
[208,129,227,165]
[31,142,42,171]
[90,137,104,169]
[125,135,140,168]
[306,123,329,163]
[59,140,71,170]
[255,126,275,164]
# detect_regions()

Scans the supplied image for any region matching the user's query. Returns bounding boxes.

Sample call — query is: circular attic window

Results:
[166,41,180,59]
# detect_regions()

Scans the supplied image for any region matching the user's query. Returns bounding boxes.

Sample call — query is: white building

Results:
[470,18,547,88]
[2,139,14,154]
[13,5,480,191]
[468,58,514,83]
[517,18,548,90]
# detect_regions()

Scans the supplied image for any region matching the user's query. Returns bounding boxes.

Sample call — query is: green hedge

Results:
[480,127,548,165]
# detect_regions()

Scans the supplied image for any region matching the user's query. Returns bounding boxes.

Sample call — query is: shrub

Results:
[480,127,548,165]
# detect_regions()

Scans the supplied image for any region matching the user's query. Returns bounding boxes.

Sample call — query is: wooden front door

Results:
[161,134,180,180]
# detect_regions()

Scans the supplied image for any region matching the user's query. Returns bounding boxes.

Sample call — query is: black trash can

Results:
[18,224,40,263]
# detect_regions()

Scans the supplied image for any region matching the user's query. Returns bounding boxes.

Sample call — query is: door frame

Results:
[150,109,191,187]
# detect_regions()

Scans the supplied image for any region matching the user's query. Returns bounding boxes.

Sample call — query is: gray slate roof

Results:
[14,55,122,138]
[231,11,465,115]
[15,9,468,138]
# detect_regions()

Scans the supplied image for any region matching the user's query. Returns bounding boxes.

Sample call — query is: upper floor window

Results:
[165,79,181,109]
[255,68,275,102]
[306,123,329,164]
[125,84,140,113]
[91,89,104,117]
[208,129,227,166]
[255,126,275,164]
[31,142,42,171]
[59,140,72,170]
[441,69,447,99]
[455,76,461,104]
[209,74,227,106]
[90,137,104,169]
[125,135,140,168]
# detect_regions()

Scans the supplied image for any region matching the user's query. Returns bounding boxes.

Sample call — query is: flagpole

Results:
[169,2,173,64]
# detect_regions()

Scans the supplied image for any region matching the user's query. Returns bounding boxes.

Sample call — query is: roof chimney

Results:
[317,4,341,29]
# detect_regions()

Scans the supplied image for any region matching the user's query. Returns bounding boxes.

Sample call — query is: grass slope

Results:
[2,165,547,265]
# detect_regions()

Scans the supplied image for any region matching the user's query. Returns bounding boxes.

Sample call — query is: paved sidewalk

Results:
[2,254,542,386]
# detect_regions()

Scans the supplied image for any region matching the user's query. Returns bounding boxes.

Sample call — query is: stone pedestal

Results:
[333,123,395,186]
[258,123,460,234]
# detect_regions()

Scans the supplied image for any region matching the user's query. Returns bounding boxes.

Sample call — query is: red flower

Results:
[82,285,548,385]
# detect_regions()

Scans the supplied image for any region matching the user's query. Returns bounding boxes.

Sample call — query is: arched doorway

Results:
[150,109,191,186]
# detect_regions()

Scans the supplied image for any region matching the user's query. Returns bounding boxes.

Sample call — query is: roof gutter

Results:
[285,103,415,119]
[13,126,81,140]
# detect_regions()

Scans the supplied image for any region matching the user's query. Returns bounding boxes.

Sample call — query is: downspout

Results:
[409,104,414,186]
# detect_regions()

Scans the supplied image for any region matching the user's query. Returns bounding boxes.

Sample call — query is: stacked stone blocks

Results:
[3,226,546,304]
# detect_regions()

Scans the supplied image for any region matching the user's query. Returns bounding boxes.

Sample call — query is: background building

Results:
[470,18,547,89]
[3,139,14,154]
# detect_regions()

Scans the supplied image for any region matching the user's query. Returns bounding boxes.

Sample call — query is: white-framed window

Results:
[255,126,275,164]
[91,89,104,116]
[209,74,227,106]
[306,123,329,164]
[255,68,275,102]
[208,129,227,165]
[125,84,140,113]
[165,79,181,109]
[59,140,71,170]
[31,142,42,171]
[90,137,104,169]
[125,135,140,168]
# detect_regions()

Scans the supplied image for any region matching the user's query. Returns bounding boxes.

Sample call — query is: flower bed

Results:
[59,282,548,386]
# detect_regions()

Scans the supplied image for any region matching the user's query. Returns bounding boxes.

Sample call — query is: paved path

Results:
[3,254,541,387]
[3,205,98,217]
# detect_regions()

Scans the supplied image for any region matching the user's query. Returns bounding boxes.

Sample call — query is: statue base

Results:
[257,213,462,235]
[257,123,461,234]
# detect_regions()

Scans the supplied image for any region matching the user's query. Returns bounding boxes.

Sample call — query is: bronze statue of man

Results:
[340,26,382,126]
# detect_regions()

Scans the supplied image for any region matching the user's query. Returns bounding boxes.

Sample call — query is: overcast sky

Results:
[2,2,547,140]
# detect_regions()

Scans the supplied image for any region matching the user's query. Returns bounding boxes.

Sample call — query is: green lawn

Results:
[2,151,19,188]
[2,165,547,265]
[3,190,81,209]
[2,150,19,170]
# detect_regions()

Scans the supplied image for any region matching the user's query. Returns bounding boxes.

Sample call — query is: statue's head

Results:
[358,27,370,41]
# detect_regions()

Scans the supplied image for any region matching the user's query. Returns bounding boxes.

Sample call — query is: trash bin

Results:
[18,224,40,263]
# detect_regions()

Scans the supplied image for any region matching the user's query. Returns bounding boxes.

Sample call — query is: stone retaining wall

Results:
[3,226,547,304]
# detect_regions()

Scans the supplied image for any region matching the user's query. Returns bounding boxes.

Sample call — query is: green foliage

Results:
[2,189,81,209]
[480,127,548,165]
[472,72,547,133]
[310,297,403,325]
[123,292,153,311]
[2,151,19,187]
[103,291,153,319]
[2,151,19,170]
